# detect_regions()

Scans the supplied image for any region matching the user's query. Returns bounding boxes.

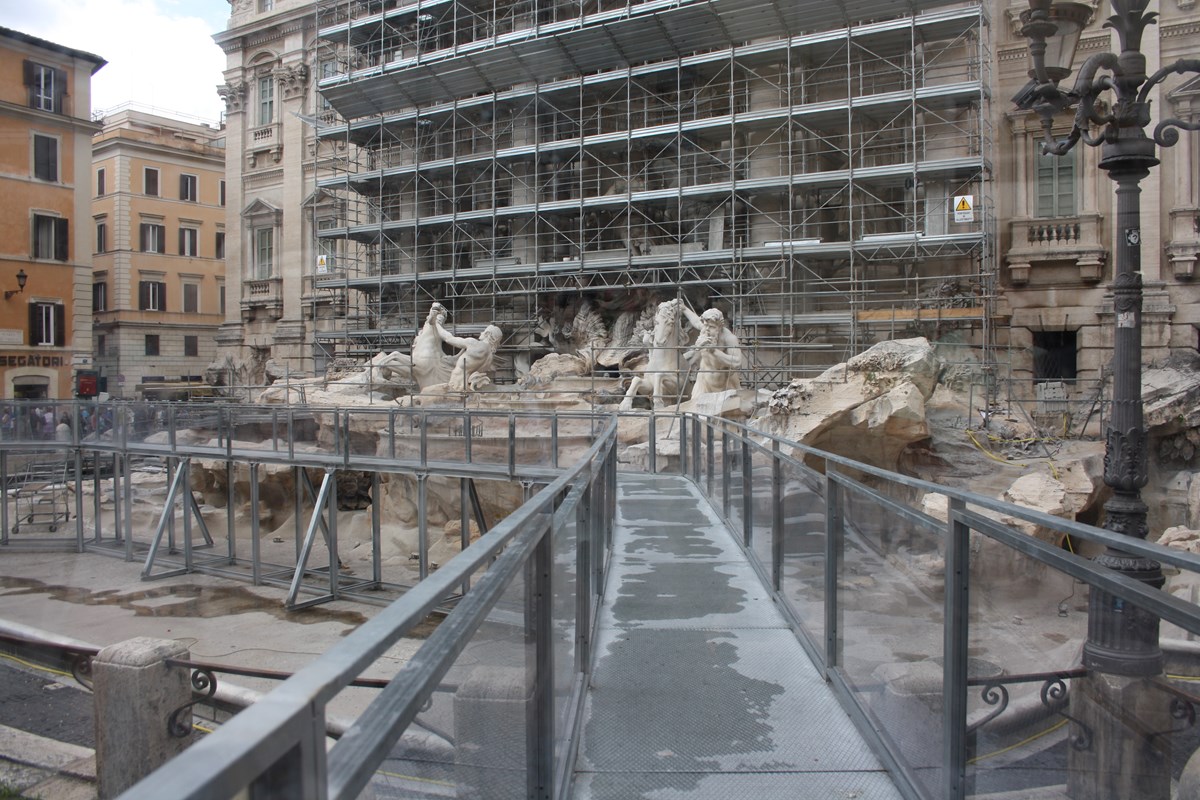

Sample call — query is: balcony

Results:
[247,123,282,168]
[1006,213,1106,285]
[241,277,283,321]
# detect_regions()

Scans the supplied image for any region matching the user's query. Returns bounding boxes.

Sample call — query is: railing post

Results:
[460,478,472,596]
[417,474,429,580]
[551,413,560,469]
[721,429,732,518]
[226,461,236,563]
[0,450,7,547]
[705,423,715,498]
[691,417,701,484]
[122,453,134,561]
[741,436,752,547]
[527,523,554,800]
[824,467,843,672]
[576,480,593,672]
[508,413,517,477]
[250,462,262,585]
[771,439,783,591]
[93,637,193,798]
[943,497,969,800]
[678,413,688,476]
[647,412,656,474]
[73,446,84,552]
[371,472,382,588]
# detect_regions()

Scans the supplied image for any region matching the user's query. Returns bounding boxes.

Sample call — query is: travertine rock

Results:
[758,338,939,471]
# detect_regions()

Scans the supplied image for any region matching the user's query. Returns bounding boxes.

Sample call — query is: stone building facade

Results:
[91,109,227,398]
[0,27,104,400]
[212,0,1200,403]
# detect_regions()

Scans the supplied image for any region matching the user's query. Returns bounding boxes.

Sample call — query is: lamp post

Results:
[1017,1,1200,795]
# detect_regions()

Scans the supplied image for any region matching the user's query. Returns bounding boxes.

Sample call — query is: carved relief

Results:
[275,64,310,101]
[218,81,247,114]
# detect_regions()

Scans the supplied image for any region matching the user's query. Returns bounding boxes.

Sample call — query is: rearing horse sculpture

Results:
[618,299,693,411]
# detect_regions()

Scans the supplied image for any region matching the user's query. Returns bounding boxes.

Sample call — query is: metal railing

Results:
[0,401,619,612]
[115,413,617,800]
[678,412,1200,800]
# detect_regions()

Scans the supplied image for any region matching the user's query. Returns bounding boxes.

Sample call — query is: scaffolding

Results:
[310,0,996,387]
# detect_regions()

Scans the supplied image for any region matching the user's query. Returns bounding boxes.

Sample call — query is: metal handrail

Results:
[678,411,1200,800]
[117,414,618,800]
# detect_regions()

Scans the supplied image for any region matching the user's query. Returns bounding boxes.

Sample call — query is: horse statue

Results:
[370,303,456,390]
[618,299,694,410]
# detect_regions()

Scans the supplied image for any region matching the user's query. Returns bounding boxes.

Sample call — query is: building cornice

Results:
[214,8,314,56]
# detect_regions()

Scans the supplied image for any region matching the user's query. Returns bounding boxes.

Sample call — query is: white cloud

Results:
[5,0,228,124]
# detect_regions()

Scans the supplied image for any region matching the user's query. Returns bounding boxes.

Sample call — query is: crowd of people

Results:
[0,405,113,441]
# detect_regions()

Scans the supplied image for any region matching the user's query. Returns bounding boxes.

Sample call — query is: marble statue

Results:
[435,321,503,392]
[618,299,691,410]
[682,307,742,398]
[370,303,456,390]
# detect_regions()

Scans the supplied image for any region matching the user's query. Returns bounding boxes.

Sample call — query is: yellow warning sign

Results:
[953,195,974,223]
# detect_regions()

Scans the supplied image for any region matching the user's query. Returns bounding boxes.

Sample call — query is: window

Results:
[92,281,107,312]
[33,134,58,182]
[1032,330,1078,383]
[145,335,160,356]
[95,222,107,254]
[259,0,274,12]
[144,167,159,197]
[183,283,199,313]
[1036,150,1076,218]
[139,280,166,311]
[258,76,274,127]
[33,214,68,261]
[219,180,226,207]
[318,61,337,112]
[179,227,199,257]
[97,168,106,196]
[180,174,198,202]
[140,223,165,253]
[316,217,338,272]
[97,334,106,356]
[24,61,65,113]
[215,231,226,260]
[254,228,274,278]
[30,303,63,346]
[218,282,226,315]
[184,336,199,357]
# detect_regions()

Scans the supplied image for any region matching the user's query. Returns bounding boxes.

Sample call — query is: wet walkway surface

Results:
[571,473,903,800]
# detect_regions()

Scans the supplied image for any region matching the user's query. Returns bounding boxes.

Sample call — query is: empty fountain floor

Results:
[571,473,903,800]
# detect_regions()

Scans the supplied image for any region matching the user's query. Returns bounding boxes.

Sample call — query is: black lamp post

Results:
[1017,0,1200,678]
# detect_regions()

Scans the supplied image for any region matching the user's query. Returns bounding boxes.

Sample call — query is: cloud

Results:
[5,0,228,124]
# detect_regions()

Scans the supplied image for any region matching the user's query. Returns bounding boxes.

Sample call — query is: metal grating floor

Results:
[571,473,904,799]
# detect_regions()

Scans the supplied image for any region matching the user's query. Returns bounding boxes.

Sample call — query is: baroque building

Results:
[91,109,227,398]
[995,0,1200,399]
[214,0,1200,403]
[0,27,104,400]
[215,0,325,385]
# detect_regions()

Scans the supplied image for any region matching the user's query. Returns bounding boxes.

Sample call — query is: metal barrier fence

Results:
[0,400,615,610]
[679,412,1200,800]
[111,413,618,800]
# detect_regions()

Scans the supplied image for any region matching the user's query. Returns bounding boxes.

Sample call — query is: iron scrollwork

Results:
[168,667,218,739]
[967,669,1091,750]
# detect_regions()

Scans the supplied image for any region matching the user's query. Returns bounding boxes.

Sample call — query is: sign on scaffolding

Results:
[953,195,974,223]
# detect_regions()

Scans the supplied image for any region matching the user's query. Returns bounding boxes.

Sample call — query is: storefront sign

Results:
[0,353,67,368]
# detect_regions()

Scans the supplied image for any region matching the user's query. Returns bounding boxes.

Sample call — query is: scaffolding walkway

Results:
[571,473,902,799]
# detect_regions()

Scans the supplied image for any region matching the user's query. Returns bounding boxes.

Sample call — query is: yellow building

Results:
[0,27,104,400]
[91,109,226,398]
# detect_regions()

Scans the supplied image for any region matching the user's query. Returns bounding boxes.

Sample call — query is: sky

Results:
[4,0,229,125]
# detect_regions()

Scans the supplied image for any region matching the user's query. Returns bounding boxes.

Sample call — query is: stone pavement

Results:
[0,549,413,798]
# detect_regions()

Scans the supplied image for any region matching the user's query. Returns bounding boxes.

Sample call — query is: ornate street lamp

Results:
[1016,0,1200,679]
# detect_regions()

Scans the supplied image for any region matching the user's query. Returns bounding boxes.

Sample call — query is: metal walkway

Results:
[571,473,904,799]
